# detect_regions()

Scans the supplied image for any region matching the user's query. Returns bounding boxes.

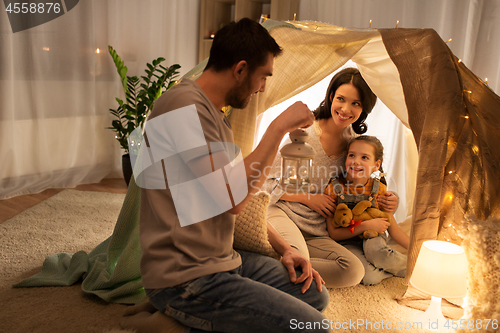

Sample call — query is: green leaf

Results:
[119,67,127,78]
[112,119,124,130]
[137,104,146,114]
[108,46,129,94]
[109,109,121,117]
[154,87,162,100]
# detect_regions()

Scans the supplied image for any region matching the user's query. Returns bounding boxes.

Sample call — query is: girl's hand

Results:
[304,194,336,218]
[362,218,390,234]
[377,191,398,213]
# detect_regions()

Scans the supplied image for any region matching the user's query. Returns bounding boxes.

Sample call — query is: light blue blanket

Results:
[14,178,146,305]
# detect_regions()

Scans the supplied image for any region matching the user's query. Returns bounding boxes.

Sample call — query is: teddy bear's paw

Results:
[363,230,378,239]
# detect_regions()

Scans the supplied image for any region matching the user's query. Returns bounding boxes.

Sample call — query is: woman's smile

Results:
[336,111,353,121]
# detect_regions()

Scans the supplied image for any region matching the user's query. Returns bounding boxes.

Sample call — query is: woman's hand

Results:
[303,194,336,218]
[361,218,390,234]
[377,191,398,213]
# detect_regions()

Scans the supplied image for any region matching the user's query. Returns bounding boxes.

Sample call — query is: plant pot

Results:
[122,153,133,186]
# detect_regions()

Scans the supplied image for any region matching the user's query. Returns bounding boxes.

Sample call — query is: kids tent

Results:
[15,19,500,321]
[189,19,500,319]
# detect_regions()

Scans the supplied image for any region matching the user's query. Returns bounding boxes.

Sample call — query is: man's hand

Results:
[377,191,398,213]
[266,222,324,293]
[281,249,325,294]
[273,101,315,134]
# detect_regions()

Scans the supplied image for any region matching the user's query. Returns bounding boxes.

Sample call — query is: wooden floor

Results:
[0,178,128,224]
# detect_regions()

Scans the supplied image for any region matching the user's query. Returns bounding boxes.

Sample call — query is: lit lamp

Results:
[410,240,468,331]
[280,129,316,193]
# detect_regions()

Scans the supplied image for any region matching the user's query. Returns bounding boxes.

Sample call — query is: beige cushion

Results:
[234,192,281,260]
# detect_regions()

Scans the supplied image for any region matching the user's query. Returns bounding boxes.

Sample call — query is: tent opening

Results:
[253,60,418,224]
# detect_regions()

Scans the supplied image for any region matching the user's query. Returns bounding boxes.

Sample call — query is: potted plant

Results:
[107,46,180,185]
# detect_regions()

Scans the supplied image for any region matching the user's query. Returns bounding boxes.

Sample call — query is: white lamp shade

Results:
[410,240,467,298]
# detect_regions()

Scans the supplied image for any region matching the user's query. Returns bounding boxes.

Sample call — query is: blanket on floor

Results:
[13,178,146,304]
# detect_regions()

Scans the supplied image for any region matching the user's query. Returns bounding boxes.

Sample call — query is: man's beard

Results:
[225,76,254,109]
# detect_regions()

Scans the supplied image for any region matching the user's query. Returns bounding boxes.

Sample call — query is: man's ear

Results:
[233,60,248,81]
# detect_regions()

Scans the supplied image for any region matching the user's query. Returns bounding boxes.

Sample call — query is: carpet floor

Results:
[0,189,433,333]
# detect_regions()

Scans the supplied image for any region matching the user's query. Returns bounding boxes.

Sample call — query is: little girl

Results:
[325,135,409,285]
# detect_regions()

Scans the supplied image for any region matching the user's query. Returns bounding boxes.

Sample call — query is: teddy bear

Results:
[331,200,392,239]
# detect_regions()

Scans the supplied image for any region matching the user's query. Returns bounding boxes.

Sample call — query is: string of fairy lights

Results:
[441,51,490,241]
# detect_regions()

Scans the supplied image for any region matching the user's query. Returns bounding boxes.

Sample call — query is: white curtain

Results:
[0,0,200,199]
[255,0,500,222]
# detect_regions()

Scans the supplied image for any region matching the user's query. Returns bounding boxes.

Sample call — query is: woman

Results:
[266,67,398,288]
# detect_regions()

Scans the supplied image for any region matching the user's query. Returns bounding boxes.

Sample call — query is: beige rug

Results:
[0,189,434,333]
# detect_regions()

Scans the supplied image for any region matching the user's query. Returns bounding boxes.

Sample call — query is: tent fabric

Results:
[379,27,500,275]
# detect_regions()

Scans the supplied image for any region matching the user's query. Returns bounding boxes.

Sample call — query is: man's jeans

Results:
[146,250,331,333]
